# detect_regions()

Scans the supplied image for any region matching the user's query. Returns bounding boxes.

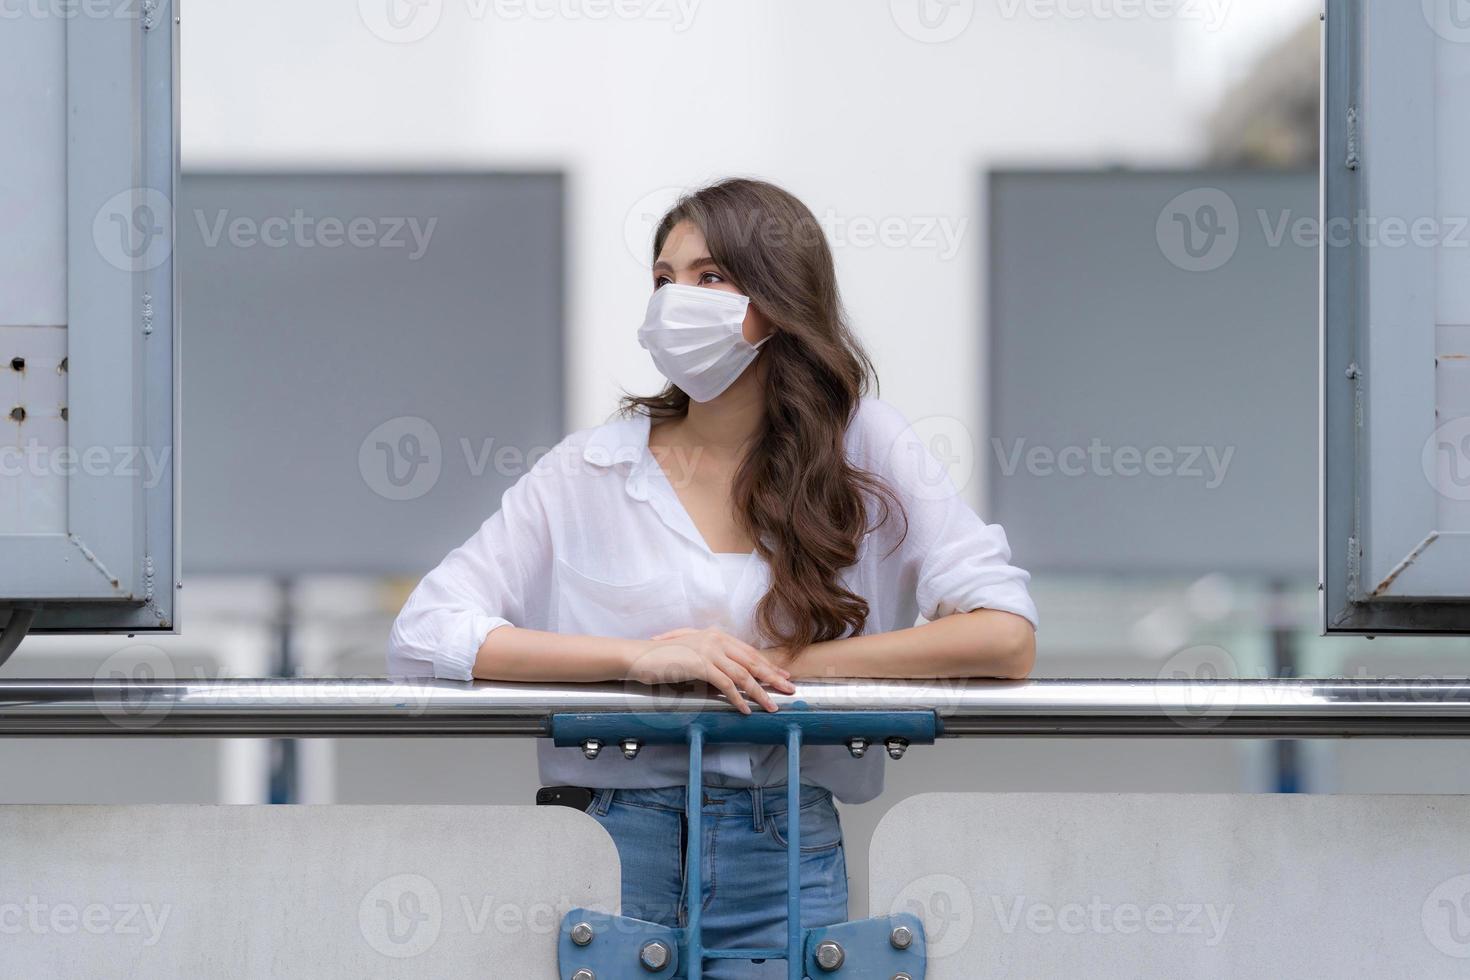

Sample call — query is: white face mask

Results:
[637,283,770,402]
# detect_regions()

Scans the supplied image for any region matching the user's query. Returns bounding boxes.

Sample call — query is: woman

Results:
[388,177,1037,973]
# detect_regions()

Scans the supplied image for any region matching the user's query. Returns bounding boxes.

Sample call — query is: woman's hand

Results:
[630,627,797,713]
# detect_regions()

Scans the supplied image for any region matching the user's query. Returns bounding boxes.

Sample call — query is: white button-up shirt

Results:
[387,397,1037,803]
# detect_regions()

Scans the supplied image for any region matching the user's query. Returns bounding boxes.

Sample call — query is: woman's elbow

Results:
[987,611,1036,680]
[1004,624,1036,679]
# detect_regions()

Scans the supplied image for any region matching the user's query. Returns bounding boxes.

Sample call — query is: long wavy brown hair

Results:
[622,178,905,654]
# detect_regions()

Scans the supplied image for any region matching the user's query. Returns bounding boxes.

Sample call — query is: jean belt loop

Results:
[751,784,764,833]
[594,787,614,816]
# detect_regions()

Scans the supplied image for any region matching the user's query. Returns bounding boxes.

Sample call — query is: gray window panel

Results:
[0,16,65,326]
[1322,0,1470,633]
[986,169,1317,578]
[176,173,565,576]
[2,7,178,633]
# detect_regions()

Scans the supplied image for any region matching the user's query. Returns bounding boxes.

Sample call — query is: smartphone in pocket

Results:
[536,785,595,810]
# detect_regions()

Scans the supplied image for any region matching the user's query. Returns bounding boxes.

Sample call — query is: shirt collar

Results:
[582,412,655,500]
[581,413,650,467]
[581,411,722,553]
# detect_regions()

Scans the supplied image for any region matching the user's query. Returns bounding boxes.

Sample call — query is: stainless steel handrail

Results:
[2,677,1470,737]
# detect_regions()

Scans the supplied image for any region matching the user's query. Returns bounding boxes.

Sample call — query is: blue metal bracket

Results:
[550,708,939,748]
[804,913,926,979]
[553,710,933,979]
[556,910,925,979]
[558,908,680,979]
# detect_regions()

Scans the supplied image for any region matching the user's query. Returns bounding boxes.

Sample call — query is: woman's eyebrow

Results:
[652,256,720,274]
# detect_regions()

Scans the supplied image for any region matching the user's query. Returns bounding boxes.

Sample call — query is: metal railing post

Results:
[786,722,802,980]
[686,724,704,980]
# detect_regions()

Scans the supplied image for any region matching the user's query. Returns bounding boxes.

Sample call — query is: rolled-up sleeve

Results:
[913,503,1037,627]
[387,465,553,681]
[862,399,1039,630]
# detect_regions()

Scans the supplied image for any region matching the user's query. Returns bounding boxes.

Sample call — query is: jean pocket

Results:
[766,796,844,852]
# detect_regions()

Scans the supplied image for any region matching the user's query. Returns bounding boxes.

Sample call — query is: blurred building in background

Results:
[1206,17,1321,168]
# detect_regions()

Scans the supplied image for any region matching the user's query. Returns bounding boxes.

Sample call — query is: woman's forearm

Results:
[473,626,641,682]
[470,610,1035,685]
[784,608,1035,680]
[472,624,794,712]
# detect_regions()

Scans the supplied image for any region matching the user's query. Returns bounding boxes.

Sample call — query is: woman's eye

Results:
[699,272,724,285]
[653,275,672,288]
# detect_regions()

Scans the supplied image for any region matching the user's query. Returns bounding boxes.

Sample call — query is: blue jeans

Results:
[584,784,849,978]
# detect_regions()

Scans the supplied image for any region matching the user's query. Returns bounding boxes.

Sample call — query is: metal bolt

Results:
[639,939,670,970]
[884,737,909,760]
[581,738,603,760]
[571,970,596,980]
[846,737,869,759]
[889,924,913,949]
[815,939,845,970]
[570,921,595,946]
[620,737,642,760]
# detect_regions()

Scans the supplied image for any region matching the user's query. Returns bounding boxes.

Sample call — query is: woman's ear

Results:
[743,303,776,346]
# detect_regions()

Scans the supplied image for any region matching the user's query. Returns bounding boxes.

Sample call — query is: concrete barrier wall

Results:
[870,793,1470,978]
[12,793,1470,977]
[0,805,619,978]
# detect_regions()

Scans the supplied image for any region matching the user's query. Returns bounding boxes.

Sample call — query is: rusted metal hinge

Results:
[1345,105,1359,171]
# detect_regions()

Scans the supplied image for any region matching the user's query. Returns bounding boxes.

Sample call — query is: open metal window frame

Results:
[5,5,179,633]
[1322,0,1470,634]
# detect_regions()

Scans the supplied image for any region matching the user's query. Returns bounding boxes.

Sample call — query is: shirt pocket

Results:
[553,557,690,639]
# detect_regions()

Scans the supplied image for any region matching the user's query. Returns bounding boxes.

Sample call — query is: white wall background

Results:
[182,0,1312,509]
